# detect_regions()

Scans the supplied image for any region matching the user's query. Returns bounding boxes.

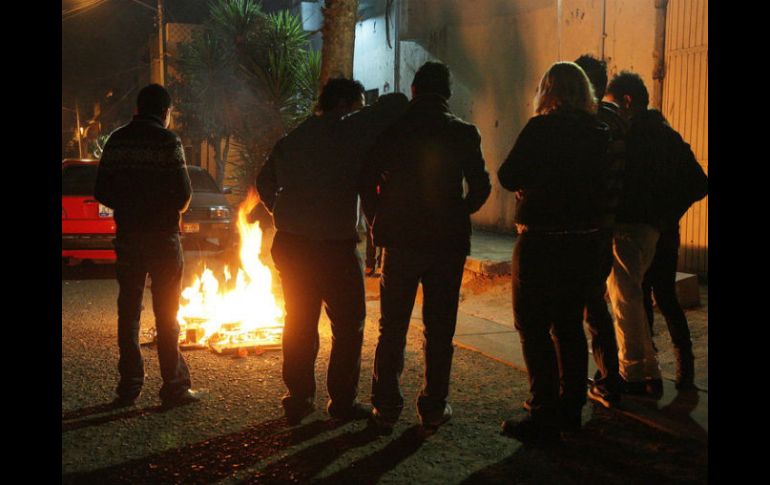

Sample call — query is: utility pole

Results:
[157,0,165,85]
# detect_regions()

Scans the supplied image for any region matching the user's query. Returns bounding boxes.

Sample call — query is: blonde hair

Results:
[534,62,597,115]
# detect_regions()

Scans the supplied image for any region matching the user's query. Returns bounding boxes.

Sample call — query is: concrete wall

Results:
[353,0,660,231]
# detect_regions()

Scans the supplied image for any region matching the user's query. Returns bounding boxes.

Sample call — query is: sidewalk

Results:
[451,228,708,441]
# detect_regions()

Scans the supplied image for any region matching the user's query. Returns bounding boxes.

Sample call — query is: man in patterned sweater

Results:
[95,84,202,410]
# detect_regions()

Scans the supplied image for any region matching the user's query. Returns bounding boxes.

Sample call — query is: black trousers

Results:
[512,231,604,421]
[583,229,621,392]
[114,232,191,401]
[371,247,467,418]
[271,231,366,413]
[642,226,693,358]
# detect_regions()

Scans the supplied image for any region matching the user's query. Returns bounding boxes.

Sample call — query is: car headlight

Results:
[209,206,230,219]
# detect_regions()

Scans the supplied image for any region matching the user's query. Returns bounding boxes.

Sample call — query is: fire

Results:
[176,189,284,353]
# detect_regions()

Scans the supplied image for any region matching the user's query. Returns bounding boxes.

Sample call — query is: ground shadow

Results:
[460,407,707,484]
[235,421,384,484]
[62,403,166,431]
[61,417,344,485]
[312,424,425,484]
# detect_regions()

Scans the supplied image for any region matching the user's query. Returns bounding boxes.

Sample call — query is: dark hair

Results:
[318,78,365,113]
[411,61,451,99]
[137,84,172,116]
[574,54,607,100]
[607,71,649,109]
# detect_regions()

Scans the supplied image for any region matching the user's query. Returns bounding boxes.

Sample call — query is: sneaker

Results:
[161,389,205,410]
[283,398,316,425]
[111,395,138,409]
[418,403,453,429]
[501,416,560,445]
[622,379,663,399]
[370,407,398,434]
[587,383,621,409]
[327,400,373,421]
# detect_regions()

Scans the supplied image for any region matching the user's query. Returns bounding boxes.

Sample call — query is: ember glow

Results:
[177,189,284,353]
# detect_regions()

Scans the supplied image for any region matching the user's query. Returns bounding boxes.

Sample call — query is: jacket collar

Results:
[409,93,450,113]
[132,113,166,127]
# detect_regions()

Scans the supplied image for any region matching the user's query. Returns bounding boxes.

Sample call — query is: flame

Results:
[177,189,283,349]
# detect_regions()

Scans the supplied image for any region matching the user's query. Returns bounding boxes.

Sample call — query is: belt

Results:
[516,224,600,236]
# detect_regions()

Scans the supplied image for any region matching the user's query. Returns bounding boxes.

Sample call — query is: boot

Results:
[675,347,695,390]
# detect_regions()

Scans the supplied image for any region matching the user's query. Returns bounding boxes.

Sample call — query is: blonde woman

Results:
[497,62,610,444]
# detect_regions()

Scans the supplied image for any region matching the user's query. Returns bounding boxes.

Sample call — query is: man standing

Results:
[574,54,627,408]
[95,84,201,409]
[364,62,491,432]
[257,78,370,425]
[604,71,706,396]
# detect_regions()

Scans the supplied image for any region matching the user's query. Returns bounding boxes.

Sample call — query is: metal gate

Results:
[661,0,708,276]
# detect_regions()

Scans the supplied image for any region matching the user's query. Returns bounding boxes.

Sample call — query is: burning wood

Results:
[176,190,284,354]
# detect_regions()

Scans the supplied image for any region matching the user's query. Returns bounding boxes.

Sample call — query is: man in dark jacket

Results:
[604,71,707,396]
[633,110,708,390]
[95,84,201,409]
[257,78,370,425]
[574,54,627,408]
[363,62,491,432]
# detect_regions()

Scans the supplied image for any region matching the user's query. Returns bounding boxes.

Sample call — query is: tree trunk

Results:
[320,0,359,87]
[212,137,226,190]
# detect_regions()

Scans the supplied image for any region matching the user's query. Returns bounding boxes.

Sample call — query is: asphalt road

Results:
[62,252,708,484]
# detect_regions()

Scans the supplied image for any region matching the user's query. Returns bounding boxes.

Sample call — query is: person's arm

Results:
[94,143,117,209]
[497,118,540,192]
[256,142,280,214]
[461,125,491,214]
[168,138,192,213]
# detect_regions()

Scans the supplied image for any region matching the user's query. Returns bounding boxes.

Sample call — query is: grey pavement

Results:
[450,228,708,442]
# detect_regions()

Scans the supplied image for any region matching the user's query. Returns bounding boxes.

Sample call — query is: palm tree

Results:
[171,0,320,195]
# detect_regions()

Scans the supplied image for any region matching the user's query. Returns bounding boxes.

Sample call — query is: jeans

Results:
[642,226,694,366]
[114,232,191,401]
[512,231,604,421]
[607,223,661,382]
[371,247,466,419]
[271,231,366,414]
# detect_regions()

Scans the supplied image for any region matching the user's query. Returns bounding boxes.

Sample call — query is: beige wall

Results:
[364,0,659,230]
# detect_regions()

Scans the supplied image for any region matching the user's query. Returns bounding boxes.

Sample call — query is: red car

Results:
[61,159,116,264]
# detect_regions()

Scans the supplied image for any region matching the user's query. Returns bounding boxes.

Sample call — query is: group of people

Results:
[95,54,707,445]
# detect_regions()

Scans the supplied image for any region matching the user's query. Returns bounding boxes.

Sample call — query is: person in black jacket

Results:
[497,62,610,444]
[630,109,708,390]
[574,54,627,408]
[256,78,372,425]
[603,72,708,397]
[363,62,491,432]
[95,84,202,409]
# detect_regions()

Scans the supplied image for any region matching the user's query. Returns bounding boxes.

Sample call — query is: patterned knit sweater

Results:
[95,114,192,234]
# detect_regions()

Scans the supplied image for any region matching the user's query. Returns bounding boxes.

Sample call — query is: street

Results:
[62,248,708,484]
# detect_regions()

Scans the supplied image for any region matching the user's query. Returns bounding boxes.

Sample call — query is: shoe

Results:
[370,407,398,434]
[111,395,138,408]
[283,398,316,425]
[587,383,621,409]
[161,389,205,410]
[327,401,373,421]
[622,379,663,399]
[501,416,560,445]
[419,403,453,429]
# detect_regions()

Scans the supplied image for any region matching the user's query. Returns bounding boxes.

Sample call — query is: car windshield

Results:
[62,165,98,196]
[189,169,220,193]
